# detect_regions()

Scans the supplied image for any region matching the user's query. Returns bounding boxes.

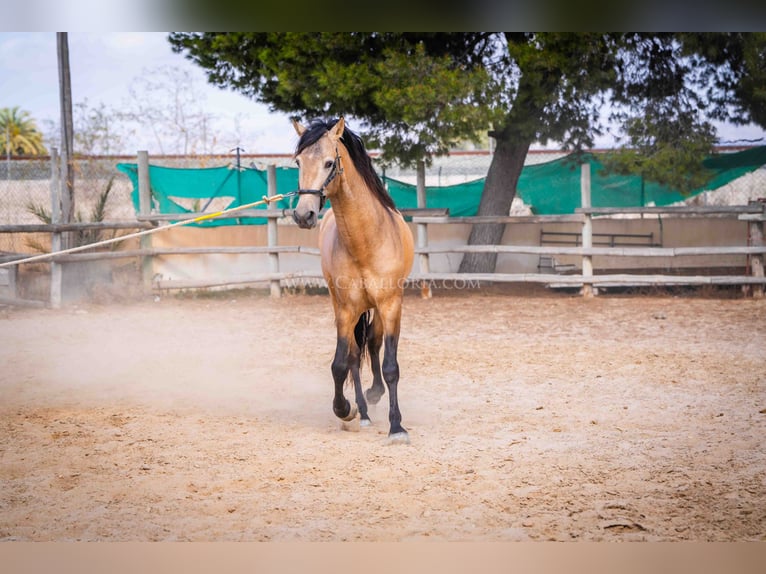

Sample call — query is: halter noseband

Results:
[296,148,342,211]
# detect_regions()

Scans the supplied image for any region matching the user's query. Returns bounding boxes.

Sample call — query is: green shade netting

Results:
[116,146,766,225]
[383,177,486,216]
[515,145,766,214]
[116,163,299,226]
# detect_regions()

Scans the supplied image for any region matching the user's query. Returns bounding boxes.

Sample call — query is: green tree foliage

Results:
[0,106,47,156]
[602,34,766,197]
[170,33,494,166]
[168,32,766,272]
[603,34,719,195]
[680,32,766,128]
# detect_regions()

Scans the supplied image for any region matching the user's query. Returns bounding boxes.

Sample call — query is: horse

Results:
[291,117,415,444]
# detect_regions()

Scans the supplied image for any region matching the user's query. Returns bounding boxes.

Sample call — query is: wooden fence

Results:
[1,160,765,307]
[411,165,765,298]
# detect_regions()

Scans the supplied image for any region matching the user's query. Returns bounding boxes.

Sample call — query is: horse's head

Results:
[291,117,345,229]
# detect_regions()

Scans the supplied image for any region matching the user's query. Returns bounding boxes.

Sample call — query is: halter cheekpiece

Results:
[296,148,342,211]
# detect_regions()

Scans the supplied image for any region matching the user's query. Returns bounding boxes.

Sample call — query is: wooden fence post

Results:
[748,201,765,298]
[137,151,153,292]
[416,159,432,298]
[57,33,75,250]
[49,148,62,308]
[581,163,595,297]
[267,164,281,298]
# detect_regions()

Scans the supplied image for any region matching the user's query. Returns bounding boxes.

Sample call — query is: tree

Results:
[679,32,766,129]
[0,107,47,156]
[119,65,220,155]
[169,32,766,272]
[598,35,720,198]
[171,33,495,165]
[39,67,221,157]
[73,99,124,156]
[460,33,621,272]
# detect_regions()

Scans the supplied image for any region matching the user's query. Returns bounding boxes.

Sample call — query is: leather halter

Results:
[296,148,342,211]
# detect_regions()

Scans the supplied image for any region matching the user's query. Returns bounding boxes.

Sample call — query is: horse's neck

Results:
[331,155,391,259]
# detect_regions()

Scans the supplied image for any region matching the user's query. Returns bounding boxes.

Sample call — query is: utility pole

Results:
[232,146,244,213]
[57,32,75,246]
[5,123,10,181]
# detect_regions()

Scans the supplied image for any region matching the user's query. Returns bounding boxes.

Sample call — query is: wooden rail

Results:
[577,205,764,216]
[0,221,155,232]
[408,272,766,286]
[540,230,658,247]
[414,245,766,257]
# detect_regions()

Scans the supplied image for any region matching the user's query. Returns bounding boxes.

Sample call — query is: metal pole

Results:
[233,146,244,224]
[5,124,10,181]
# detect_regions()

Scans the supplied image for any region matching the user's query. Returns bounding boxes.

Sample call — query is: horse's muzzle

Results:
[293,209,317,229]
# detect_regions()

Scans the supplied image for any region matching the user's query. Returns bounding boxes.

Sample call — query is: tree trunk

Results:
[458,135,531,273]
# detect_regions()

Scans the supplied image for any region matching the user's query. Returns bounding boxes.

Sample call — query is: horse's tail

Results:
[353,310,372,365]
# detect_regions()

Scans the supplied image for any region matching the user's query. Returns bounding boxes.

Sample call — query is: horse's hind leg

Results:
[364,311,386,405]
[350,353,370,426]
[351,313,371,426]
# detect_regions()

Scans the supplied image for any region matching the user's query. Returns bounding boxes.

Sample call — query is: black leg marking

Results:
[331,337,353,420]
[382,334,406,436]
[365,316,386,405]
[350,349,369,423]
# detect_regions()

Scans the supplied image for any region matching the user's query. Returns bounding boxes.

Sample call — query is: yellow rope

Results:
[0,193,291,269]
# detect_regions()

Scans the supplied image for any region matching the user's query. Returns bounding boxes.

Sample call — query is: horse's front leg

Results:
[331,335,357,422]
[379,299,409,444]
[382,332,408,442]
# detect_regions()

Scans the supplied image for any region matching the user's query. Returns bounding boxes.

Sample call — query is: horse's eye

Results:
[324,160,334,169]
[295,159,301,167]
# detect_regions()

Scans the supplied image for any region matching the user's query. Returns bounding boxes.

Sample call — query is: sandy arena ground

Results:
[1,289,765,541]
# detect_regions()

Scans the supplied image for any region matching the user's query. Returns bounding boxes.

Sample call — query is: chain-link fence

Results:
[378,150,568,187]
[1,157,131,253]
[1,158,52,253]
[2,150,765,254]
[674,165,766,207]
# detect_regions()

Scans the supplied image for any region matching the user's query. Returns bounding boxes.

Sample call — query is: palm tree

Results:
[0,107,48,156]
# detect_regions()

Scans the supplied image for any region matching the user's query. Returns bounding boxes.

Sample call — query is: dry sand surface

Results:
[1,289,765,541]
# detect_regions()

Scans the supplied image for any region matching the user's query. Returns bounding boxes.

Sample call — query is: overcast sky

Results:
[0,32,297,155]
[1,32,765,157]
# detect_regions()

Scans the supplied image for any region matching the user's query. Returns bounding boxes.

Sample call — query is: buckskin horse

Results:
[291,118,414,444]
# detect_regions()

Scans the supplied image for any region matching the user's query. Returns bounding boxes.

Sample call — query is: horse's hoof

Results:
[340,415,360,432]
[341,404,358,422]
[365,387,384,405]
[386,431,410,446]
[360,418,372,428]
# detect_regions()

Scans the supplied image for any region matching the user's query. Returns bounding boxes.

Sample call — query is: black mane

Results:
[295,118,397,212]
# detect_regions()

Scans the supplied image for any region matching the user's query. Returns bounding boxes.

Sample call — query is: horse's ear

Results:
[292,118,306,136]
[329,117,345,142]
